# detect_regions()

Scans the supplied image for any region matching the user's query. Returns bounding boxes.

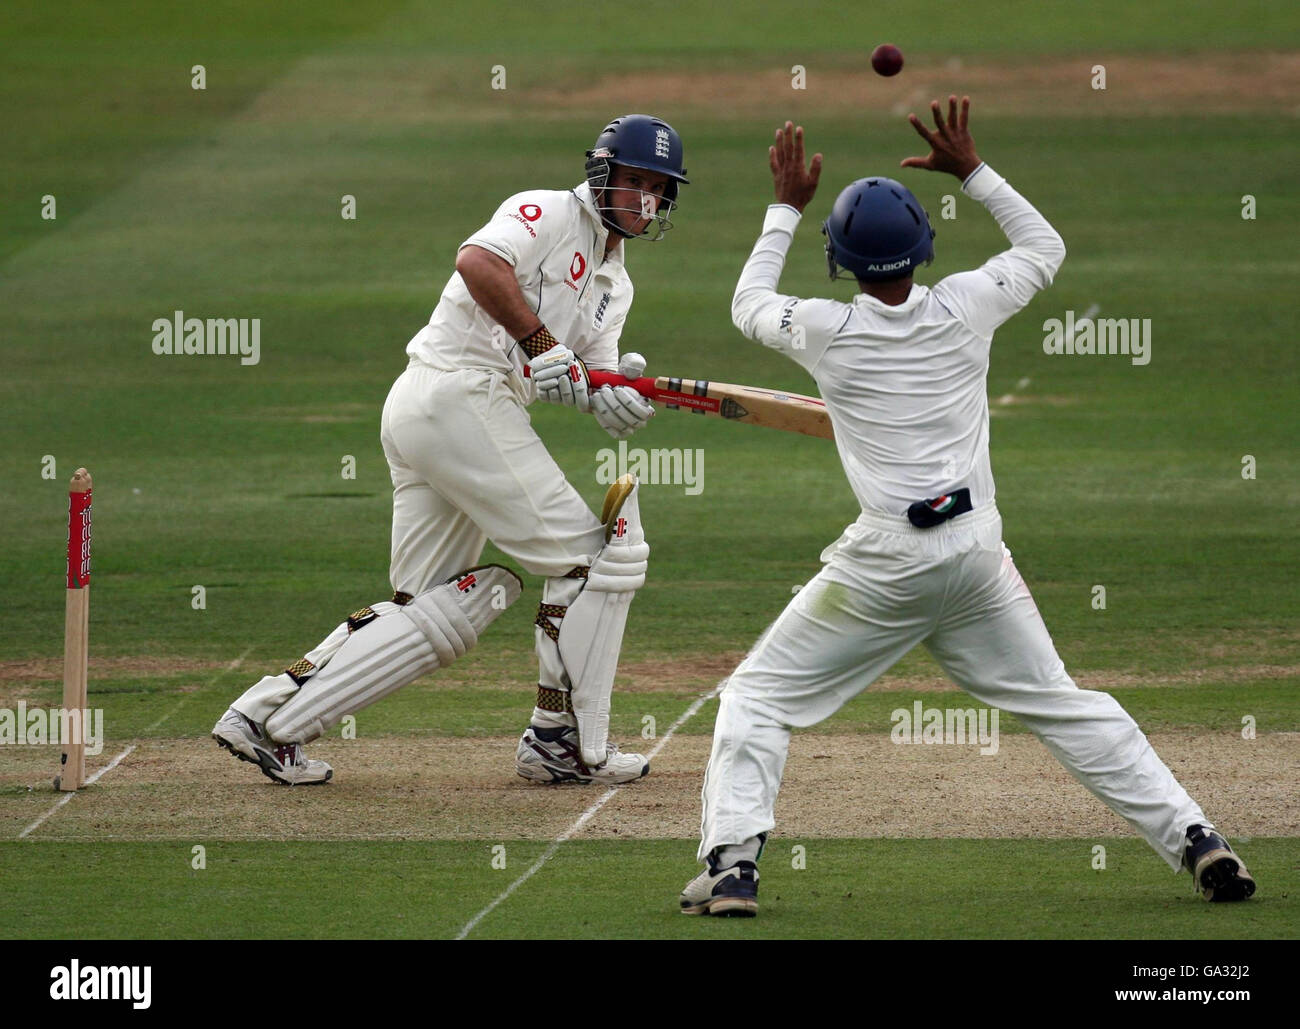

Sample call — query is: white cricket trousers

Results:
[381,361,604,589]
[382,361,605,697]
[231,360,599,729]
[699,504,1208,871]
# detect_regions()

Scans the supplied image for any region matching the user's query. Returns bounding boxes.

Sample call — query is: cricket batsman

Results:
[213,114,689,787]
[679,100,1255,915]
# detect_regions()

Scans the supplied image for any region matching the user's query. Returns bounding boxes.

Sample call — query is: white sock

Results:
[716,836,763,867]
[531,706,577,730]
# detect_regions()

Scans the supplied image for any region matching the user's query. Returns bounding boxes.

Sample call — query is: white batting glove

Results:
[592,385,654,439]
[618,351,647,379]
[529,344,591,413]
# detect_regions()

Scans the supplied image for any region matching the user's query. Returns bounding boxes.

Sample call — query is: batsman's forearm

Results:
[455,245,544,340]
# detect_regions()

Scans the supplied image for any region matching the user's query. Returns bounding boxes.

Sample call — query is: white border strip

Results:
[454,682,724,940]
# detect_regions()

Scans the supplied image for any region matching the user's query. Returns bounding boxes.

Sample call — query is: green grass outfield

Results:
[1,839,1294,940]
[1,0,1297,940]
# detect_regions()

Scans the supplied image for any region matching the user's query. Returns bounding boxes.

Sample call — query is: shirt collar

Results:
[853,283,929,315]
[574,182,605,232]
[574,181,624,270]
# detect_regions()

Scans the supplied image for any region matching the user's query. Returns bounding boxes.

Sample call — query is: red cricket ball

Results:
[871,43,904,77]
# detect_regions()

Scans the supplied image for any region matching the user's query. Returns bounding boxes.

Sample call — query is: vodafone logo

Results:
[570,252,587,280]
[519,204,542,221]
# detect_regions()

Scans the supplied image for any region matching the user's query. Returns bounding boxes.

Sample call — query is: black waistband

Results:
[906,488,973,528]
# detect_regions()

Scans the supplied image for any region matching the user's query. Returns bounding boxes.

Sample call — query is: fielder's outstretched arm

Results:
[731,123,844,370]
[929,166,1067,340]
[903,95,1066,338]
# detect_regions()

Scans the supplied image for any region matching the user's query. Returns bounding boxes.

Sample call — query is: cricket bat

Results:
[587,371,833,440]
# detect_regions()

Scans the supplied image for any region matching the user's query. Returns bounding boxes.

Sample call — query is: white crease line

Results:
[18,745,136,839]
[16,646,254,840]
[997,376,1034,407]
[890,87,930,118]
[1066,301,1101,348]
[454,681,725,940]
[143,646,252,733]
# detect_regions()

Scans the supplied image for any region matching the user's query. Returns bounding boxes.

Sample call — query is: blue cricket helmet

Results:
[821,177,935,281]
[585,114,689,240]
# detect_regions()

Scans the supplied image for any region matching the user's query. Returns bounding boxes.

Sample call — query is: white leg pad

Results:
[233,674,302,724]
[557,477,649,766]
[232,620,356,724]
[264,565,522,744]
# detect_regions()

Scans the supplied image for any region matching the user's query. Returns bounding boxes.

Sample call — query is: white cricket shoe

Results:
[515,725,648,785]
[212,708,333,786]
[680,857,760,917]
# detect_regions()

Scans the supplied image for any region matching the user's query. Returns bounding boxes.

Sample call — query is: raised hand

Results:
[901,94,982,181]
[770,121,823,213]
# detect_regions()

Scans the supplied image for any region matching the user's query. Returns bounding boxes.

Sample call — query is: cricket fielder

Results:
[213,115,689,786]
[680,101,1255,915]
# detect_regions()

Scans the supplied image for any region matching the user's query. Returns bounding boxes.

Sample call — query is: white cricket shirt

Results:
[731,164,1066,516]
[406,182,632,389]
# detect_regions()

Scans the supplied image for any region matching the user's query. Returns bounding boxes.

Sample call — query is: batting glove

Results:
[592,385,654,439]
[529,343,591,413]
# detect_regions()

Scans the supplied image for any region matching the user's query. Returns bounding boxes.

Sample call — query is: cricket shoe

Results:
[680,853,759,917]
[212,708,333,786]
[1185,824,1255,902]
[515,725,648,785]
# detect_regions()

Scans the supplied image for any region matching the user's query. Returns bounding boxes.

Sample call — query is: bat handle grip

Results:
[587,370,656,396]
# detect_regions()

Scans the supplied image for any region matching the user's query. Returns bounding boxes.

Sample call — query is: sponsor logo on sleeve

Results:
[778,298,798,331]
[593,291,612,329]
[508,203,542,237]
